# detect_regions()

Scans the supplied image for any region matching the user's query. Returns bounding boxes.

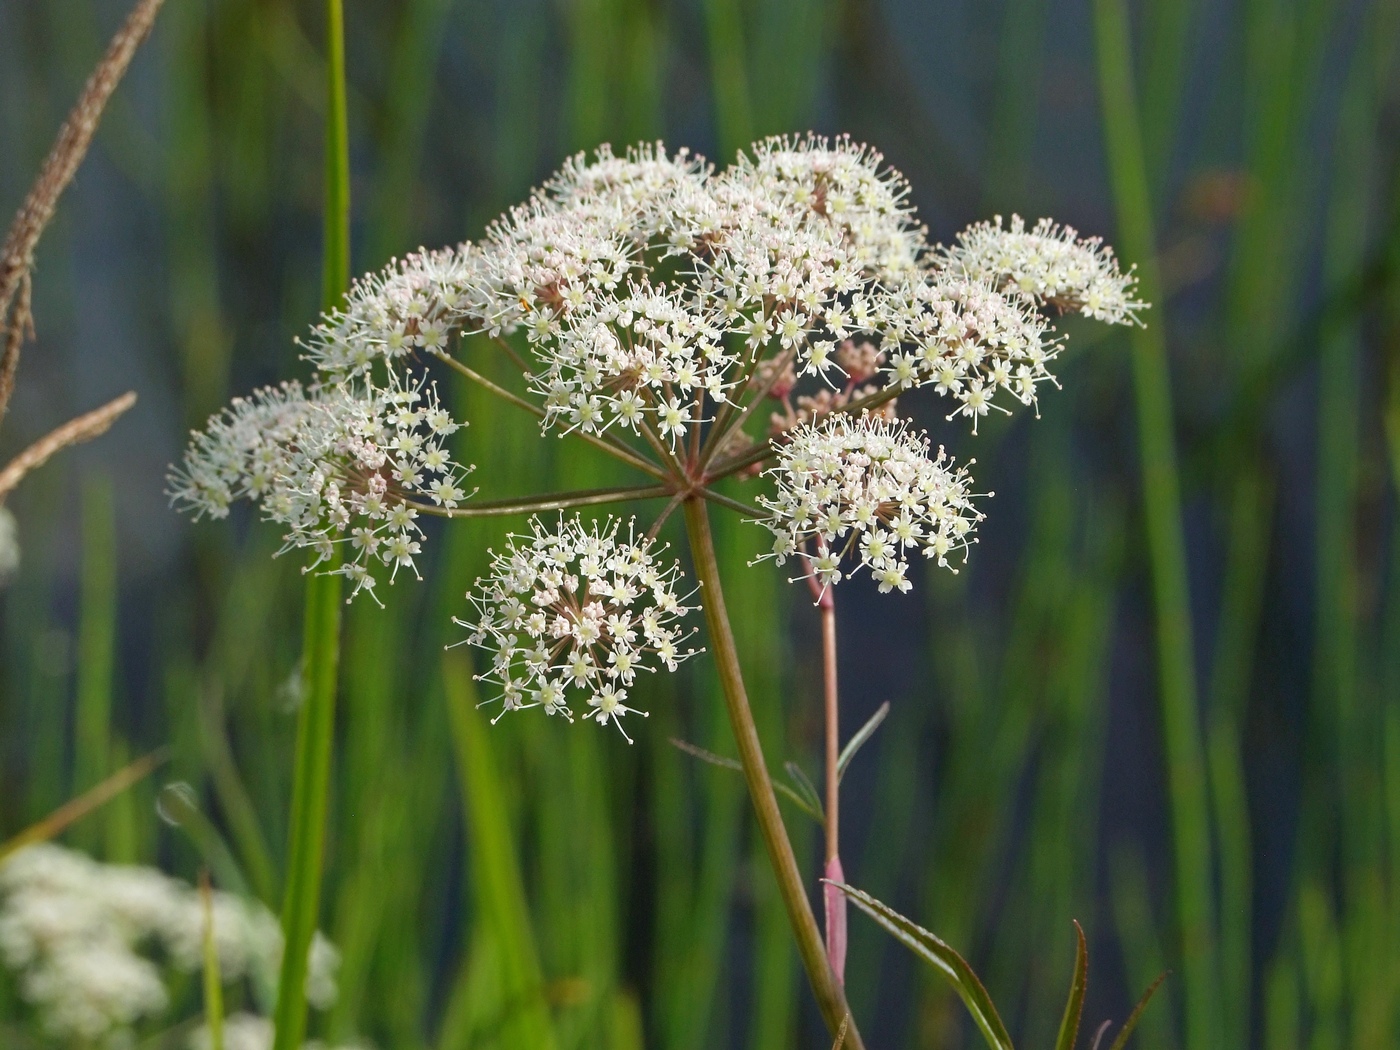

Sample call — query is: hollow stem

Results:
[681,497,863,1049]
[812,554,846,983]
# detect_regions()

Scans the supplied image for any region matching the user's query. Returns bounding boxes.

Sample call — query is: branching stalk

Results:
[681,497,863,1049]
[435,350,668,480]
[406,484,671,519]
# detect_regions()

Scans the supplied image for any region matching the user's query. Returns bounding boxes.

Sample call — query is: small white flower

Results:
[459,516,698,739]
[169,375,473,602]
[944,213,1145,325]
[758,414,985,592]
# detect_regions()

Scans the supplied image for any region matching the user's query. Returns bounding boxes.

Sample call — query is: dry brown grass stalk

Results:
[0,390,137,502]
[0,0,167,427]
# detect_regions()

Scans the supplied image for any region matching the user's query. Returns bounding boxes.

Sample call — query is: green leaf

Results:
[669,738,823,822]
[443,653,558,1050]
[837,701,890,783]
[829,882,1013,1050]
[784,761,825,820]
[1054,921,1088,1050]
[1105,972,1168,1050]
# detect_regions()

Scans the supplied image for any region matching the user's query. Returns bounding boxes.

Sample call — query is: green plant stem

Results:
[272,1,348,1046]
[681,497,862,1049]
[1092,3,1216,1048]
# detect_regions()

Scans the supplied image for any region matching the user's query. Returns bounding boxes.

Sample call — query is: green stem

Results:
[272,1,348,1046]
[1093,2,1216,1047]
[681,497,862,1049]
[273,570,342,1050]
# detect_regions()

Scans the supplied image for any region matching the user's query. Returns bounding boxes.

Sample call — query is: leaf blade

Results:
[829,881,1014,1050]
[837,701,890,783]
[1106,971,1169,1050]
[1054,921,1089,1050]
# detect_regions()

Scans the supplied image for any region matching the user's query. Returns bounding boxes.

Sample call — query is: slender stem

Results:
[695,485,763,520]
[821,595,839,865]
[681,498,863,1049]
[707,436,779,481]
[697,344,795,472]
[434,350,669,480]
[405,484,672,518]
[645,491,686,540]
[834,382,900,420]
[490,333,529,373]
[272,2,347,1047]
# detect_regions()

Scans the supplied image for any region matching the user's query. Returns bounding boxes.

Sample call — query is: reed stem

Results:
[681,497,862,1048]
[1093,3,1216,1047]
[271,1,349,1046]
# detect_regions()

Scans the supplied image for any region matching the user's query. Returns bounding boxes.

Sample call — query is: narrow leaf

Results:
[784,760,825,818]
[669,738,823,822]
[1106,971,1169,1050]
[199,871,224,1050]
[0,747,168,864]
[837,701,890,783]
[829,882,1014,1050]
[1054,921,1088,1050]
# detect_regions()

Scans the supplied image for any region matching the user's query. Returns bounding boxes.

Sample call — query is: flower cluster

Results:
[759,414,983,594]
[460,516,698,740]
[169,376,472,601]
[188,1012,369,1050]
[0,844,339,1044]
[945,214,1145,325]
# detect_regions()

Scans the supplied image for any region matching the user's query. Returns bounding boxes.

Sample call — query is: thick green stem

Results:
[1093,2,1216,1047]
[272,1,348,1046]
[273,569,342,1050]
[681,497,861,1048]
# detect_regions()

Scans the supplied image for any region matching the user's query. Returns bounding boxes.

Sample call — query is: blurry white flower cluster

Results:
[0,844,339,1045]
[169,375,471,602]
[460,516,697,739]
[187,1011,370,1050]
[759,414,983,594]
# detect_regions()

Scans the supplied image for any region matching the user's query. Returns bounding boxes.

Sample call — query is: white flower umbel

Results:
[758,414,984,594]
[0,844,340,1044]
[460,516,698,741]
[944,214,1145,325]
[169,375,473,602]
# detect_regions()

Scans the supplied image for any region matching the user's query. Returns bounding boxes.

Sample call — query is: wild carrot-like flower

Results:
[758,414,983,594]
[168,375,473,601]
[459,516,698,741]
[945,213,1145,325]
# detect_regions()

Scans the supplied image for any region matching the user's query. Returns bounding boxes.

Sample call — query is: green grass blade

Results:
[1054,921,1087,1050]
[442,653,558,1050]
[272,568,342,1050]
[1105,971,1168,1050]
[73,474,116,856]
[1091,4,1216,1047]
[272,0,349,1044]
[832,881,1013,1050]
[200,871,226,1050]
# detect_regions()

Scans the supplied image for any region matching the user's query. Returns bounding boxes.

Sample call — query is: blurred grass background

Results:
[2,0,1400,1047]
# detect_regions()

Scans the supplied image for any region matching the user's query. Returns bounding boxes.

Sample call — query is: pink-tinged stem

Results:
[824,854,848,985]
[818,579,847,983]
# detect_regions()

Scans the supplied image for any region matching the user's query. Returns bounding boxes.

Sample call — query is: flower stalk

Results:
[681,496,863,1049]
[819,586,847,984]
